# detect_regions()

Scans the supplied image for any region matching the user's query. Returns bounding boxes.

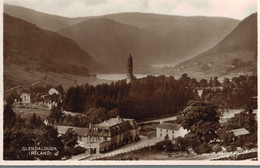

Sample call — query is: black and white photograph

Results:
[1,0,258,164]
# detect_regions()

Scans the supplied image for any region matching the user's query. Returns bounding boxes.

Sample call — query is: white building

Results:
[57,117,140,154]
[20,93,31,104]
[48,88,59,95]
[156,123,188,140]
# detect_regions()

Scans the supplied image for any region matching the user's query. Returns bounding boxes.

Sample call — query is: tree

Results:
[4,104,16,129]
[199,79,208,88]
[6,91,19,105]
[218,128,235,146]
[209,77,213,88]
[48,106,63,124]
[224,110,257,133]
[212,76,221,87]
[4,127,35,160]
[30,113,43,127]
[173,137,188,151]
[30,113,37,126]
[223,78,233,89]
[177,101,220,143]
[155,140,173,152]
[61,129,78,148]
[35,125,64,160]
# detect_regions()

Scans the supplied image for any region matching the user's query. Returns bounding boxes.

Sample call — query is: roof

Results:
[57,125,89,137]
[157,123,181,131]
[231,128,249,136]
[92,117,138,137]
[49,88,59,95]
[95,117,127,127]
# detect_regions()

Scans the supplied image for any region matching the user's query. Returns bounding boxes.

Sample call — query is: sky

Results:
[4,0,258,20]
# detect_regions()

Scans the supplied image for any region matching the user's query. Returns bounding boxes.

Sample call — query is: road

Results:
[5,77,49,93]
[138,115,177,124]
[76,136,159,160]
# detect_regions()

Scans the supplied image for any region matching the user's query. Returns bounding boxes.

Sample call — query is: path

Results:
[5,77,50,93]
[79,136,159,160]
[139,115,177,124]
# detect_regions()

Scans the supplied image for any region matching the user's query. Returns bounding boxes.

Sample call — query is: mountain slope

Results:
[4,4,86,31]
[58,14,239,72]
[5,4,240,73]
[4,14,101,79]
[174,13,257,76]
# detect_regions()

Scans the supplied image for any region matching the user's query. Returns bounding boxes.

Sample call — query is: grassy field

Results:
[4,65,112,97]
[13,107,50,123]
[99,147,193,160]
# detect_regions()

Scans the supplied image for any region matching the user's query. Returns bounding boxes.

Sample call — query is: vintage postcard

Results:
[0,0,259,166]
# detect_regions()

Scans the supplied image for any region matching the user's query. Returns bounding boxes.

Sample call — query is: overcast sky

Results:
[4,0,257,20]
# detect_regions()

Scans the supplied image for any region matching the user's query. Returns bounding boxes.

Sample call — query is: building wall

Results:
[20,93,31,104]
[156,128,174,140]
[70,119,140,154]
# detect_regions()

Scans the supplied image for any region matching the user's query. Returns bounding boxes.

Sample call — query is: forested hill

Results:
[4,14,101,76]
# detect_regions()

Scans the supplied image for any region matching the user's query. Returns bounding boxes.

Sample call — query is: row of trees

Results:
[62,74,256,121]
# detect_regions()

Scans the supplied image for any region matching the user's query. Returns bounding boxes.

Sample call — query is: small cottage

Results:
[48,88,59,95]
[156,123,188,140]
[20,93,31,104]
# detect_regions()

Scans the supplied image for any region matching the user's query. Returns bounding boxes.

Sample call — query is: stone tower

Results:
[126,54,133,84]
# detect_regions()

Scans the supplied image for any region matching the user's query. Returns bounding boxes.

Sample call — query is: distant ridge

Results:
[174,13,257,77]
[4,4,87,31]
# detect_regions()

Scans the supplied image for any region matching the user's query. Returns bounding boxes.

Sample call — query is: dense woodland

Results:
[63,75,198,120]
[62,74,257,121]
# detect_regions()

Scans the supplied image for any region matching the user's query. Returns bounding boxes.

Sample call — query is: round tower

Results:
[127,54,133,84]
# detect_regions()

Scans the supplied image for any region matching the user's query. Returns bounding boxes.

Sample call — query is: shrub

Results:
[193,143,212,154]
[244,142,256,150]
[155,140,173,152]
[212,144,222,153]
[62,147,86,158]
[226,144,237,152]
[173,137,188,151]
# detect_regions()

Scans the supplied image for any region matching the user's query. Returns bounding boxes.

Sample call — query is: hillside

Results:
[174,13,257,77]
[4,4,86,31]
[58,13,239,72]
[4,14,102,89]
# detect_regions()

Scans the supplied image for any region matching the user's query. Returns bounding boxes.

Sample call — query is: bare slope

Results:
[175,13,257,76]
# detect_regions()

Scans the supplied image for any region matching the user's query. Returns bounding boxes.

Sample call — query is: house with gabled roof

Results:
[20,93,31,104]
[57,116,139,154]
[156,122,188,140]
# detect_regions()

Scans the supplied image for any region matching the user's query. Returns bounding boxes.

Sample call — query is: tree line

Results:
[62,74,257,121]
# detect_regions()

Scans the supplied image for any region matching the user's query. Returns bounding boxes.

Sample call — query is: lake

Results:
[96,74,157,81]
